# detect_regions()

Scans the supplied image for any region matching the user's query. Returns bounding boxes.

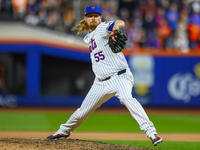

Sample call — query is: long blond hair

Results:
[71,19,89,35]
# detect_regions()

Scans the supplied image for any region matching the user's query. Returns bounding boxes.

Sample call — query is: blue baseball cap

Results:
[85,5,101,16]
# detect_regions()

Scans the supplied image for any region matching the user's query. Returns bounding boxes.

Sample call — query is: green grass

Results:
[0,113,200,132]
[0,112,200,150]
[95,140,200,150]
[0,113,69,131]
[78,114,200,132]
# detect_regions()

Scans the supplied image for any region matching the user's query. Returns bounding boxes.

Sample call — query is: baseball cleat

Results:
[151,134,163,146]
[46,134,69,140]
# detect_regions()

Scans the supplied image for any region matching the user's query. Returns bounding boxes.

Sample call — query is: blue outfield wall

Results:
[152,56,200,107]
[128,55,200,108]
[0,43,200,107]
[0,95,121,107]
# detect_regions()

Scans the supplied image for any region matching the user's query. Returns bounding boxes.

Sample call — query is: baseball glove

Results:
[108,29,127,53]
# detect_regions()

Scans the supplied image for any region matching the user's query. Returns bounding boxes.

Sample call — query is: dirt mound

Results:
[0,138,157,150]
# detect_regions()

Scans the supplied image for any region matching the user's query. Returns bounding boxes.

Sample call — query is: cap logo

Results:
[91,6,95,10]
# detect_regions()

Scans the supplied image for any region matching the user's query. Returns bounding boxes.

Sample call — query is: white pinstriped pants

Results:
[56,68,157,139]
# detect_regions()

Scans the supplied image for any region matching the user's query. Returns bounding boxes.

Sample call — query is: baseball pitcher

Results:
[47,5,163,146]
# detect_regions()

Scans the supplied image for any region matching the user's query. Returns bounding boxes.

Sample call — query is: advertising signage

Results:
[153,57,200,107]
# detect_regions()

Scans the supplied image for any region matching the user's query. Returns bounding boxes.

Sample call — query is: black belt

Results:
[103,69,126,81]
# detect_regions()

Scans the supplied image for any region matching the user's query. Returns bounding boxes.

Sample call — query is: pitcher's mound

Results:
[0,138,157,150]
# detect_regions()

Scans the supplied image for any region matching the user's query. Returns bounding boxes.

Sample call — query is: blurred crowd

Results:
[116,0,200,52]
[0,0,200,52]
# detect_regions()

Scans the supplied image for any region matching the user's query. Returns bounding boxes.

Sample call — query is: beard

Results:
[89,21,98,31]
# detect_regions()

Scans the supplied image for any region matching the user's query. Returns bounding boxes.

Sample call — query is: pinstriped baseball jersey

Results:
[83,21,128,80]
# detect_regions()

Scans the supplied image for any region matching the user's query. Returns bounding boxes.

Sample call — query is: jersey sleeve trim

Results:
[108,21,115,31]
